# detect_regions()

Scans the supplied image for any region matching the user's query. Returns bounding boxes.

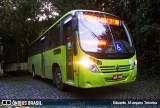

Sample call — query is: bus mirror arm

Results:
[73,32,77,56]
[72,16,78,55]
[72,17,78,31]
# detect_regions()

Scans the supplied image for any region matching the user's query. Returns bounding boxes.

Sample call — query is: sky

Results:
[37,1,59,21]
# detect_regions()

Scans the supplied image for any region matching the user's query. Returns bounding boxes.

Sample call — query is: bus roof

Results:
[29,10,119,46]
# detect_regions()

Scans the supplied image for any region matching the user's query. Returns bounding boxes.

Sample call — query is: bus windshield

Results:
[77,12,135,58]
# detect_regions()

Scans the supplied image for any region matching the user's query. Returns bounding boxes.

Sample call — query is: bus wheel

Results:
[32,66,36,79]
[55,67,65,90]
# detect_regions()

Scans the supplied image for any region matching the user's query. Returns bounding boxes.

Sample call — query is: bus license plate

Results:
[113,75,122,80]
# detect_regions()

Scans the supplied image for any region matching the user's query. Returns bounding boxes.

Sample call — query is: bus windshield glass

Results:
[77,12,135,57]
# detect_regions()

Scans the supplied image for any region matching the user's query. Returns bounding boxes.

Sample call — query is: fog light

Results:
[88,64,99,72]
[132,60,137,69]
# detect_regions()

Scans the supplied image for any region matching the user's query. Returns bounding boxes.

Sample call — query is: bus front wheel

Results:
[55,67,65,90]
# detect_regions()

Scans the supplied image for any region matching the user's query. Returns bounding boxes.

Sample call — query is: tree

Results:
[0,0,159,75]
[50,0,95,16]
[0,0,42,63]
[117,0,160,74]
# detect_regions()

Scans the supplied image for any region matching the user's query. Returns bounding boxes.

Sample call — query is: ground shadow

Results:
[2,71,132,100]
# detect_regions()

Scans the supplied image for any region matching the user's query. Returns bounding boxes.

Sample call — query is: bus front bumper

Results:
[78,67,137,88]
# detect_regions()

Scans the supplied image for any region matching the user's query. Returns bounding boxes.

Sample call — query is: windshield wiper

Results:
[79,19,99,40]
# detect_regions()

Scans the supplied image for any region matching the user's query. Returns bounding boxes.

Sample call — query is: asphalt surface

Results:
[0,71,160,107]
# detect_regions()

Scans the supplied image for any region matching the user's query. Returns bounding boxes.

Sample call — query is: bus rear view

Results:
[75,11,137,88]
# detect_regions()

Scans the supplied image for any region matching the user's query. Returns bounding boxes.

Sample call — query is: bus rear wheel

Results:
[55,67,65,90]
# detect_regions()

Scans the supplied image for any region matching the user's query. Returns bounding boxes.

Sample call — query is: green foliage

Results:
[50,0,95,16]
[0,0,41,45]
[0,0,43,63]
[0,0,159,75]
[118,0,160,74]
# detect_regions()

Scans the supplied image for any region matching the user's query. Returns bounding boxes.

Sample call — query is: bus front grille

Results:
[99,65,131,73]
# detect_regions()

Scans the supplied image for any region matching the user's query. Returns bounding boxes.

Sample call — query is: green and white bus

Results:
[28,10,137,90]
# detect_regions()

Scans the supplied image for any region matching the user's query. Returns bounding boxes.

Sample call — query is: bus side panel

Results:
[44,49,53,79]
[44,46,67,81]
[28,54,42,76]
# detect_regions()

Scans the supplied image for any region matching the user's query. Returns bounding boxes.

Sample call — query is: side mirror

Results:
[72,16,78,31]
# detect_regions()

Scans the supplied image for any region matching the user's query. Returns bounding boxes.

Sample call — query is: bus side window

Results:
[45,31,50,50]
[32,43,37,55]
[49,23,60,48]
[40,35,46,52]
[35,40,40,54]
[29,45,35,57]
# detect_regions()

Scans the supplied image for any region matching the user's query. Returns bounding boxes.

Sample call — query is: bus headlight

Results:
[132,60,137,69]
[78,57,99,72]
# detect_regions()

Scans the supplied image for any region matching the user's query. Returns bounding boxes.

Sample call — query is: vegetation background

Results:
[0,0,159,76]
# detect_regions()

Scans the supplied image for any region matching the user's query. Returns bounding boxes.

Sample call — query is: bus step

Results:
[65,81,74,85]
[42,76,46,78]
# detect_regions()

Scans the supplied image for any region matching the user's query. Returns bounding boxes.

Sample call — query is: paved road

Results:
[0,72,160,107]
[0,72,160,100]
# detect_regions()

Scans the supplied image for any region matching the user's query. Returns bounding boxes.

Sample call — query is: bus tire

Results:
[52,68,56,86]
[55,67,66,90]
[32,65,36,79]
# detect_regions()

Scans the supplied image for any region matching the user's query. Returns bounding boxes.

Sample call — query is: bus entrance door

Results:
[64,20,74,82]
